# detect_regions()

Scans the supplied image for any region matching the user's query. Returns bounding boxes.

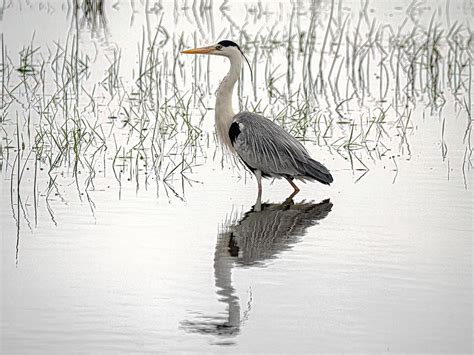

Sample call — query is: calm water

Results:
[1,0,473,353]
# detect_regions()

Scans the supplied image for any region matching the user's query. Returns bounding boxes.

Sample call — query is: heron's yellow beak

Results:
[181,45,215,55]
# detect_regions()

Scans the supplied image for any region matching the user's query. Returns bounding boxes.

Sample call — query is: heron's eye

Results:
[216,45,223,50]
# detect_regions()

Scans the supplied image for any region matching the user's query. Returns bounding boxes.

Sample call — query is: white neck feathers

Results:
[215,53,242,149]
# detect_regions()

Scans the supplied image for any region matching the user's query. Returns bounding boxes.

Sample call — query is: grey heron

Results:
[182,40,333,202]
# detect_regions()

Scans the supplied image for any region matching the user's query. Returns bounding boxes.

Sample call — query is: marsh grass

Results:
[237,1,472,178]
[1,0,472,233]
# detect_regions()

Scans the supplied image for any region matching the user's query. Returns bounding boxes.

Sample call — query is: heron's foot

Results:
[282,196,295,207]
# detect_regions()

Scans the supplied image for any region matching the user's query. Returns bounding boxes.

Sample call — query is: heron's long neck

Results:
[215,55,241,149]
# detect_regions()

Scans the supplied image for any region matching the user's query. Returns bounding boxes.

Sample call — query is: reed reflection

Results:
[72,0,108,37]
[181,197,333,345]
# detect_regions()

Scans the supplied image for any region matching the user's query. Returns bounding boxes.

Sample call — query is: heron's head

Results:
[181,40,242,58]
[182,40,253,79]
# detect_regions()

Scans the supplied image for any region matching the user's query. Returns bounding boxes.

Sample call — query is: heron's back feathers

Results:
[229,112,333,185]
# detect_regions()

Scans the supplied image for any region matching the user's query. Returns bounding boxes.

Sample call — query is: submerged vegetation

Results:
[1,0,473,230]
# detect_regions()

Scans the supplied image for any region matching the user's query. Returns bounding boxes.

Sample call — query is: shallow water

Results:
[1,0,473,353]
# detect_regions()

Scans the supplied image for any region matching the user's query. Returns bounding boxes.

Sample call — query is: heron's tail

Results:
[305,158,333,185]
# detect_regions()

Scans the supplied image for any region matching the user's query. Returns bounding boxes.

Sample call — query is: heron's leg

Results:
[285,176,300,195]
[255,170,262,212]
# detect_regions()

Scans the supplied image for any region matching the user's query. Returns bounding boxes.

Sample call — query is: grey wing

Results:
[229,112,311,178]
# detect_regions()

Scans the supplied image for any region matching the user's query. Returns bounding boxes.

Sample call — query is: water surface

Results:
[1,0,472,353]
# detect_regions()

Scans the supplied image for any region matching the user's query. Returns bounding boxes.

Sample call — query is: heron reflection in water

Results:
[181,198,333,344]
